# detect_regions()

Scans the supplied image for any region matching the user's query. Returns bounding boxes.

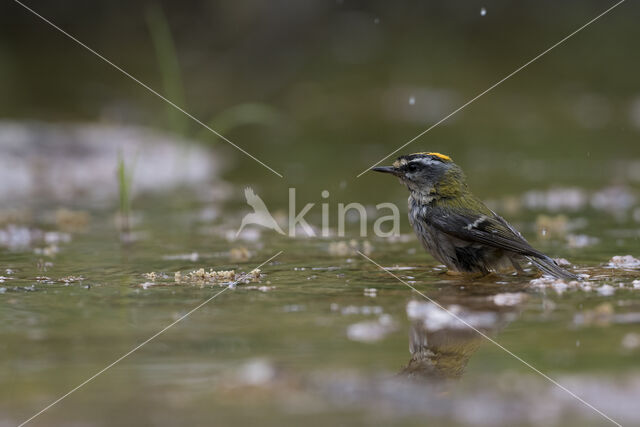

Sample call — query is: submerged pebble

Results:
[608,255,640,269]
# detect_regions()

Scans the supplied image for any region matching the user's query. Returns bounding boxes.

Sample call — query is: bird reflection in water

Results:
[400,291,525,381]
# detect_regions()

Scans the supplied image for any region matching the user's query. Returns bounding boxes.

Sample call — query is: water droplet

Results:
[408,96,416,105]
[480,7,487,16]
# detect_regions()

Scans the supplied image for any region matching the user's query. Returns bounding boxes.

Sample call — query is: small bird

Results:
[372,152,577,279]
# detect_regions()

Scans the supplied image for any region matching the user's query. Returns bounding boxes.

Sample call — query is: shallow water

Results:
[3,2,640,425]
[1,187,639,427]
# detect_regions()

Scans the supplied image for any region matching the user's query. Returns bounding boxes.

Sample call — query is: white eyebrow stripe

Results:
[409,157,432,165]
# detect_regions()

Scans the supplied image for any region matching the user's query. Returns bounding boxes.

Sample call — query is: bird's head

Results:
[372,152,467,198]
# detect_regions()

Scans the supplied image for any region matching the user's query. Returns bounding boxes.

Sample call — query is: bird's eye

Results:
[406,163,418,173]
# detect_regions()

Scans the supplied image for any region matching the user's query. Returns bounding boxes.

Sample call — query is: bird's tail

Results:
[528,255,579,281]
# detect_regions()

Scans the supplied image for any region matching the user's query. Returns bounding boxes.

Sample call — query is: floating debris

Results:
[608,255,640,269]
[334,304,384,316]
[34,245,59,257]
[529,276,582,294]
[162,252,199,262]
[142,272,170,281]
[346,314,396,343]
[622,333,640,350]
[139,282,156,290]
[383,265,416,271]
[236,359,276,386]
[189,268,234,282]
[406,301,503,331]
[328,239,372,256]
[363,288,377,297]
[385,234,415,243]
[143,272,157,281]
[59,276,84,283]
[172,267,261,286]
[244,285,275,292]
[567,234,599,248]
[596,284,616,296]
[492,292,527,306]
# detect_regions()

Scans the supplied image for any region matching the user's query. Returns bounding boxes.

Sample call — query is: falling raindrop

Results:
[409,96,416,105]
[480,7,487,16]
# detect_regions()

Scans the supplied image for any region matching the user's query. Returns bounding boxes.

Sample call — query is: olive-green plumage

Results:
[373,153,577,280]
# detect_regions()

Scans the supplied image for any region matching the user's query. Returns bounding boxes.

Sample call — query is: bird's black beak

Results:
[371,166,397,175]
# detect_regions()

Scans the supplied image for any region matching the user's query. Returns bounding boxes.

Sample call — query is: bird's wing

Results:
[244,187,269,211]
[423,206,546,258]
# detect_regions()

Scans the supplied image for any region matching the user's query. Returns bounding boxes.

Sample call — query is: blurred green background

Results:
[2,0,638,202]
[1,2,639,426]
